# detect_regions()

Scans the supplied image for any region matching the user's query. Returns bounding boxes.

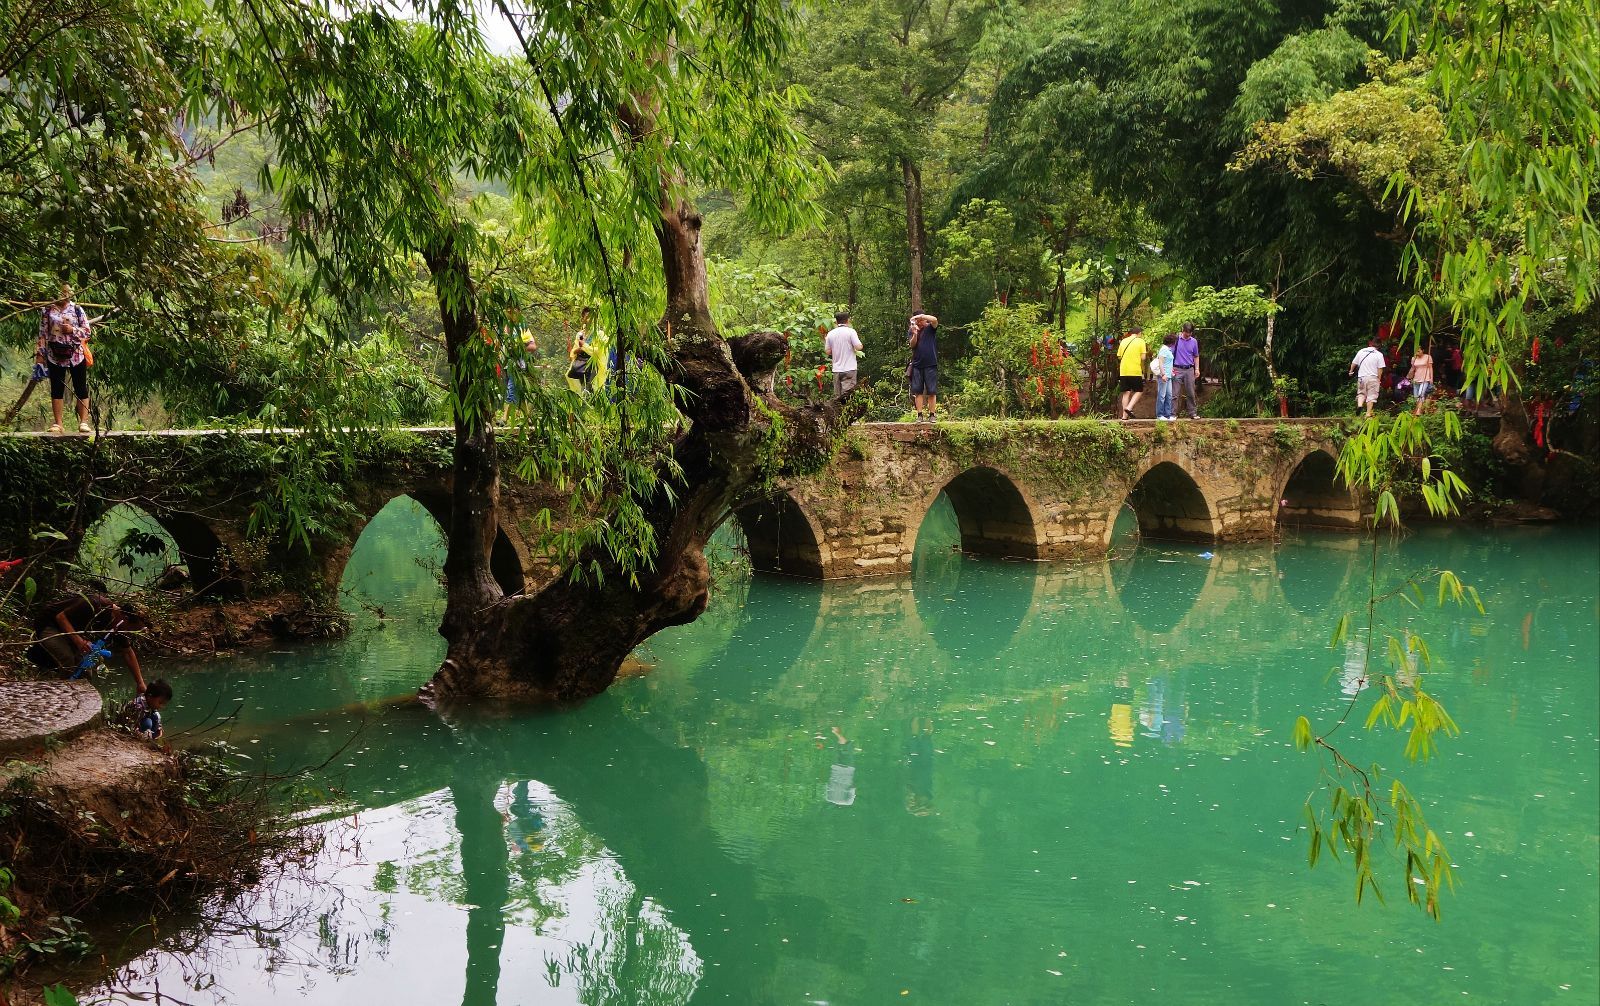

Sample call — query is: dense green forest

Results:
[3,0,1595,432]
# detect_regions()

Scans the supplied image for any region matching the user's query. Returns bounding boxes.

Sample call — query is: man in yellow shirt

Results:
[1116,325,1148,420]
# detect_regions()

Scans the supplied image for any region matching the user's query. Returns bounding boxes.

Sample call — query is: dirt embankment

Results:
[0,590,347,683]
[149,591,348,657]
[0,728,283,999]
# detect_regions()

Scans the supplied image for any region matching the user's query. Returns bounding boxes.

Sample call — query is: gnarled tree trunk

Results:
[421,191,856,704]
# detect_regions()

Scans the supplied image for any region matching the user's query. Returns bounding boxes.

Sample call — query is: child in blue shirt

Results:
[125,679,173,740]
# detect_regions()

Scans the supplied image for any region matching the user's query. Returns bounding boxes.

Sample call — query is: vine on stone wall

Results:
[941,420,1140,501]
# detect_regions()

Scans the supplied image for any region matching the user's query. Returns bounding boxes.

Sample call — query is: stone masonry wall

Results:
[775,419,1357,580]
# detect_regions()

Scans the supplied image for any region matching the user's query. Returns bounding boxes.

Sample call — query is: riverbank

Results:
[0,723,303,1002]
[0,589,347,684]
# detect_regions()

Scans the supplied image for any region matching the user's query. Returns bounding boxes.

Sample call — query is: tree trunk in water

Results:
[422,194,858,704]
[424,238,506,654]
[901,157,925,314]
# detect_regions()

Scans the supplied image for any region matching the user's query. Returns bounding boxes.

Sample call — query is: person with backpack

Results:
[1349,337,1386,417]
[1116,325,1148,420]
[36,283,93,434]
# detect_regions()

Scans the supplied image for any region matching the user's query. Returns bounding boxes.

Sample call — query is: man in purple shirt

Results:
[1172,322,1200,419]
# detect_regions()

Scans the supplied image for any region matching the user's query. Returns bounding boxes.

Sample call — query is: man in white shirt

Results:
[824,311,863,397]
[1349,337,1386,417]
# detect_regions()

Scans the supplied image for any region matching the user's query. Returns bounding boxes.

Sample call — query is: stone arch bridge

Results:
[732,418,1363,579]
[0,419,1361,602]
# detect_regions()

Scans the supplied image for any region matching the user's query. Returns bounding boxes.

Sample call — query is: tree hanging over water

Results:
[207,0,851,700]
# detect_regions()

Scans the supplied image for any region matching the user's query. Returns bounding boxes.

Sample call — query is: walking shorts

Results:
[47,361,88,401]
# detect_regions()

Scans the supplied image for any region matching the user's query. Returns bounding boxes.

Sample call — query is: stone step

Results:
[0,679,104,756]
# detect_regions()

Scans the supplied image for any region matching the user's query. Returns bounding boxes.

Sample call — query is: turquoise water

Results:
[96,498,1599,1004]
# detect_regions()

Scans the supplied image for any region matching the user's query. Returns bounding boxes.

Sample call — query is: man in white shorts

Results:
[1349,337,1386,417]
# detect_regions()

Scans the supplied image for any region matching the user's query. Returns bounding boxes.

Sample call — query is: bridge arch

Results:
[79,503,236,597]
[913,465,1044,561]
[1116,459,1220,543]
[728,492,826,578]
[339,490,527,597]
[1277,449,1362,530]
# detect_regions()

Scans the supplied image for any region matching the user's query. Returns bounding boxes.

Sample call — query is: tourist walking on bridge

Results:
[908,312,939,422]
[1350,337,1385,417]
[1116,325,1147,420]
[824,311,862,398]
[37,283,93,434]
[1152,334,1176,420]
[1173,322,1200,418]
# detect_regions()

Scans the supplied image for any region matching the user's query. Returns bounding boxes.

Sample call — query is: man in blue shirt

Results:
[908,312,939,422]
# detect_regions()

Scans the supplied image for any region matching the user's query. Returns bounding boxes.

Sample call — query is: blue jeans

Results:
[1155,379,1174,418]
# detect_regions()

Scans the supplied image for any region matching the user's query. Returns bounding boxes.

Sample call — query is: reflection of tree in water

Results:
[446,718,704,1005]
[544,888,700,1005]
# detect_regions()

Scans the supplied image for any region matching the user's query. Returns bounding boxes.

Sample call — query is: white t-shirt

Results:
[825,325,862,372]
[1351,346,1385,381]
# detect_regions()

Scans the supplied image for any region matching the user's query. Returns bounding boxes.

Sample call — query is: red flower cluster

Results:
[1020,333,1080,416]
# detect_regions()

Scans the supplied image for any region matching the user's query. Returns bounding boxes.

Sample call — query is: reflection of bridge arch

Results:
[912,549,1040,663]
[684,573,825,687]
[728,492,826,578]
[1038,542,1352,652]
[1115,458,1219,544]
[1108,545,1213,634]
[1277,449,1362,529]
[341,491,526,596]
[1274,534,1364,618]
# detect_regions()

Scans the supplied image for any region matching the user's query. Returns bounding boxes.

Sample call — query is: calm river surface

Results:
[96,500,1598,1004]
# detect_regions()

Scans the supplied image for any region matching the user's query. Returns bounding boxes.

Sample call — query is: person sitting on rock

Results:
[123,678,172,740]
[26,591,150,694]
